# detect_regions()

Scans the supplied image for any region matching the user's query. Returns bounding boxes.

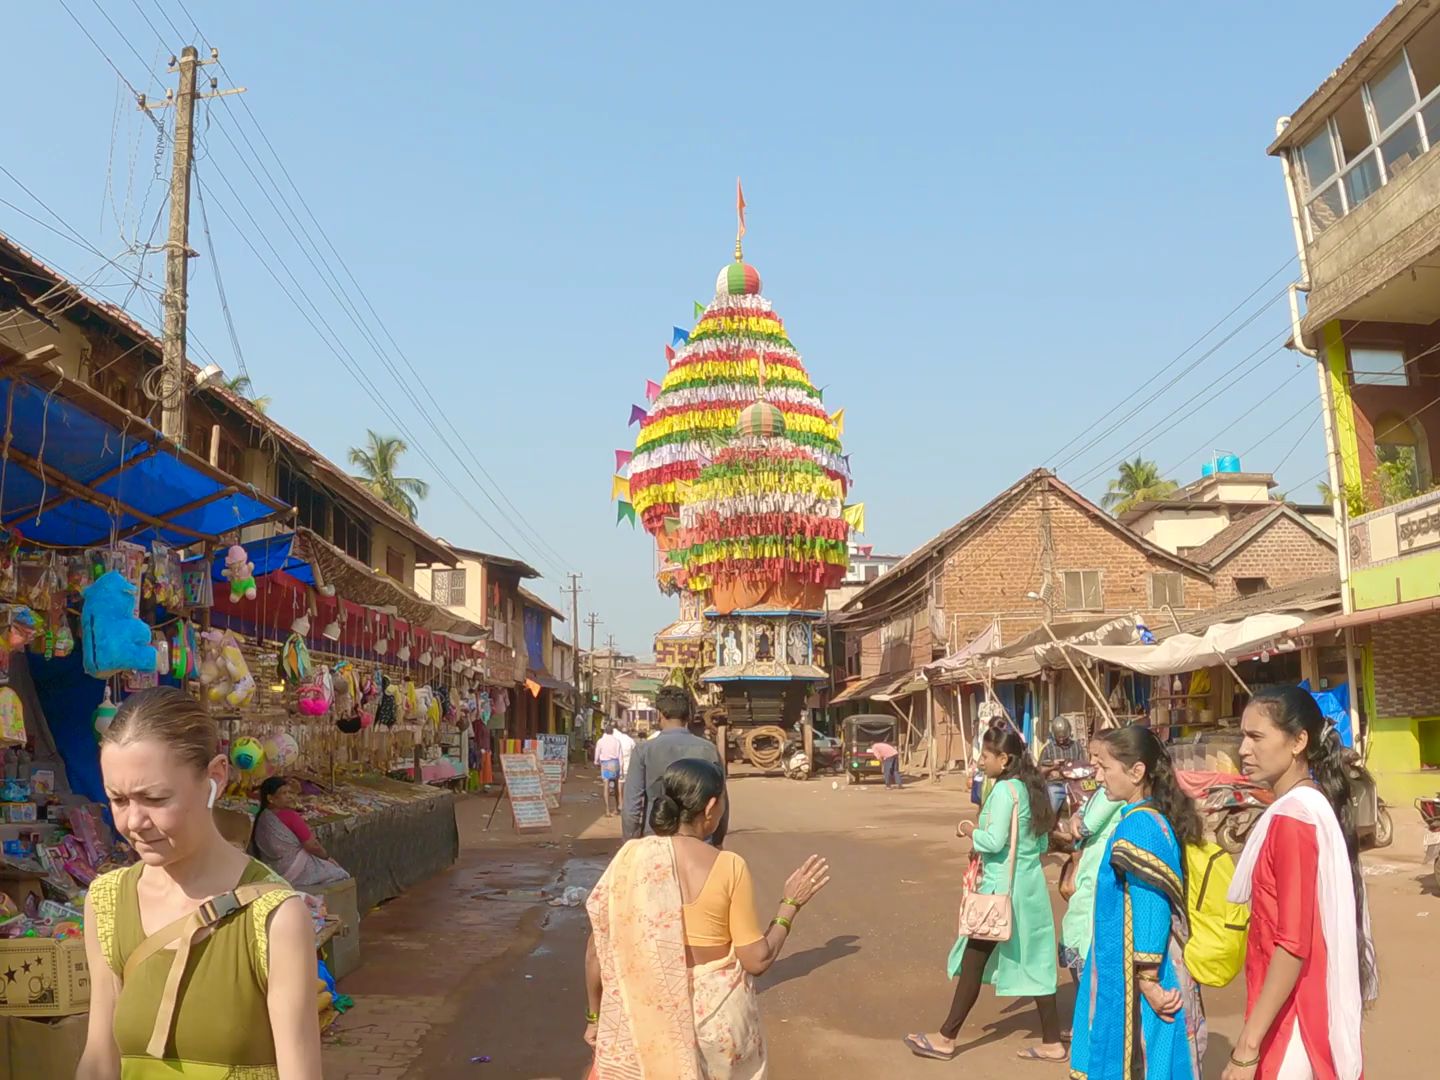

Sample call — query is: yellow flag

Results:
[611,474,631,501]
[842,502,866,533]
[831,408,846,436]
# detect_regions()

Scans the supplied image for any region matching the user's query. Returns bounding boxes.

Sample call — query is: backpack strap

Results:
[123,882,288,1059]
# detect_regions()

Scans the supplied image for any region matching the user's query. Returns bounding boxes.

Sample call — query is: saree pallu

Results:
[586,837,766,1079]
[1070,802,1205,1080]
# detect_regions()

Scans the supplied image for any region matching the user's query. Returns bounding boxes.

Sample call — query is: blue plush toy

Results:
[81,571,158,678]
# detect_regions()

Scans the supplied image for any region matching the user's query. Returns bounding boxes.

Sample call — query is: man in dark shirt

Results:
[1039,715,1087,813]
[622,686,729,846]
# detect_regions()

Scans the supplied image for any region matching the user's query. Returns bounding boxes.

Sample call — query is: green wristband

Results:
[771,915,793,931]
[781,897,801,909]
[586,1010,599,1023]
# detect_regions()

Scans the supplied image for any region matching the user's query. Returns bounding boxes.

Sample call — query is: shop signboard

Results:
[499,753,551,830]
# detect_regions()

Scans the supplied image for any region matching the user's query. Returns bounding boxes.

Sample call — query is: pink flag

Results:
[614,449,633,472]
[645,379,662,402]
[664,344,676,365]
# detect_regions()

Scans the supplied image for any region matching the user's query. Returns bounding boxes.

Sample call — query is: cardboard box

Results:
[4,1013,87,1077]
[0,872,42,918]
[310,876,361,980]
[0,937,89,1016]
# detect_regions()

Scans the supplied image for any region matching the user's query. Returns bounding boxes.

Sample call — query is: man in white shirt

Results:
[614,727,637,787]
[594,724,624,817]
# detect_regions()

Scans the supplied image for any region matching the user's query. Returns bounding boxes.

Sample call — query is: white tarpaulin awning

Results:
[1069,613,1308,676]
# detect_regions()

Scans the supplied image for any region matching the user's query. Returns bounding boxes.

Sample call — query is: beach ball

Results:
[262,732,300,769]
[229,737,265,772]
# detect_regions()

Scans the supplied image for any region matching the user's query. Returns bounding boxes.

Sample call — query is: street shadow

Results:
[1203,1032,1235,1080]
[761,934,862,990]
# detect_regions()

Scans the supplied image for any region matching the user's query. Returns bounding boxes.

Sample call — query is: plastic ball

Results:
[262,733,300,768]
[229,737,265,772]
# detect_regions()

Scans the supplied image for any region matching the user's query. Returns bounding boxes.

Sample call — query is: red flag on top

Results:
[736,178,746,240]
[664,343,676,365]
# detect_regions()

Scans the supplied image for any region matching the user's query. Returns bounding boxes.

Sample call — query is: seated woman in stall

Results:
[251,776,351,888]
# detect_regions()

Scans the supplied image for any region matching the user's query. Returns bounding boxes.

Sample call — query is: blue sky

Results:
[3,1,1393,652]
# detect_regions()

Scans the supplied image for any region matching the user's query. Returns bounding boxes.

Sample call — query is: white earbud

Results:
[207,778,219,809]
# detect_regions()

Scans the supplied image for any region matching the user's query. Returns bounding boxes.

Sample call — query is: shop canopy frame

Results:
[0,348,290,547]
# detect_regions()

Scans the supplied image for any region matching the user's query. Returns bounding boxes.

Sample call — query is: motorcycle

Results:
[1418,794,1440,893]
[1196,778,1275,855]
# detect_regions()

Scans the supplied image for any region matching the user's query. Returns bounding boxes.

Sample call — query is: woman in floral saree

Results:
[584,759,830,1079]
[1071,725,1207,1080]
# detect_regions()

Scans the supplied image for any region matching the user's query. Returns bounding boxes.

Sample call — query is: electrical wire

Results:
[192,174,248,383]
[148,0,576,575]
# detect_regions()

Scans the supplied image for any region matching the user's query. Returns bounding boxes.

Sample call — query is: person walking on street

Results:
[595,724,624,817]
[1220,686,1376,1080]
[585,759,830,1078]
[623,686,728,845]
[905,725,1065,1063]
[872,740,902,789]
[1039,715,1087,814]
[1070,725,1207,1080]
[614,726,637,787]
[77,687,321,1080]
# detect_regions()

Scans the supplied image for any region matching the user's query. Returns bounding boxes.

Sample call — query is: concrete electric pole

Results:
[140,46,244,447]
[565,573,583,713]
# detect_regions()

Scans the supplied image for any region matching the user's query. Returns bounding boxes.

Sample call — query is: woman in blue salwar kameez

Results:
[1071,725,1207,1080]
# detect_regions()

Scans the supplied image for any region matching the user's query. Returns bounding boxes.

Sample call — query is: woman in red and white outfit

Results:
[1221,686,1377,1080]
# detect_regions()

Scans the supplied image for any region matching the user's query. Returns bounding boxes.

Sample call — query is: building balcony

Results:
[1348,485,1440,609]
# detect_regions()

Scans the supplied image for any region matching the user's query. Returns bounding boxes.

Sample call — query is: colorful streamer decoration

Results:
[624,255,851,595]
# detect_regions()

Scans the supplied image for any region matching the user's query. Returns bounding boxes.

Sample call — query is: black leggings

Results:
[940,938,1062,1043]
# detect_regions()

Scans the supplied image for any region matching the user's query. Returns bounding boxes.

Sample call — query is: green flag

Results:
[693,300,705,319]
[616,501,636,527]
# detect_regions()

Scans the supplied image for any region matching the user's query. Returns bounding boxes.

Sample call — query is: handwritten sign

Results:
[540,760,565,809]
[539,734,570,763]
[500,753,551,830]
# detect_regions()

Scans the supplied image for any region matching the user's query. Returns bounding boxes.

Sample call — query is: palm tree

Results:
[220,373,270,414]
[349,430,430,521]
[1100,457,1178,515]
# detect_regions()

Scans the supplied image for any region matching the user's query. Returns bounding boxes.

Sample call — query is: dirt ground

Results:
[323,765,1440,1079]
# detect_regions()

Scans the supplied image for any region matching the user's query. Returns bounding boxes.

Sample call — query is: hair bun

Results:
[650,793,682,835]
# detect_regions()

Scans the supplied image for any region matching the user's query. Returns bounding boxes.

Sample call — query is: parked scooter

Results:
[1418,794,1440,893]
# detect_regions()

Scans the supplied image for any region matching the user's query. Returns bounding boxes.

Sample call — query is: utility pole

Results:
[583,612,601,733]
[604,633,618,725]
[140,46,244,446]
[564,573,583,713]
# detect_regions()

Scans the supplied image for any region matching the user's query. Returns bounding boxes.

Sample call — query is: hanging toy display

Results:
[198,629,255,708]
[297,665,334,717]
[222,544,258,602]
[92,686,118,742]
[331,660,358,718]
[171,621,198,681]
[0,685,25,746]
[261,731,300,769]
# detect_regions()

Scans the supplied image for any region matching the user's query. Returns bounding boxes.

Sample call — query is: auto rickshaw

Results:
[843,714,898,784]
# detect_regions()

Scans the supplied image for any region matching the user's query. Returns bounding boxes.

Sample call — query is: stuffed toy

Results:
[298,665,333,717]
[199,629,255,708]
[223,544,257,602]
[81,571,158,677]
[331,660,358,718]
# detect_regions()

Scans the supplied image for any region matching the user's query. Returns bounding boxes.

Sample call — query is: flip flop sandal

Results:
[904,1034,960,1061]
[1015,1047,1067,1063]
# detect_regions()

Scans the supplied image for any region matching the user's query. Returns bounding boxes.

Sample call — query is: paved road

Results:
[330,767,1440,1079]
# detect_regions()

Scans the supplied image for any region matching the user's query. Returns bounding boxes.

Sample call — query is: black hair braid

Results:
[982,725,1054,836]
[1250,685,1378,1001]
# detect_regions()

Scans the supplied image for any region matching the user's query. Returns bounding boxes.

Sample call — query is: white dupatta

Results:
[1228,785,1375,1080]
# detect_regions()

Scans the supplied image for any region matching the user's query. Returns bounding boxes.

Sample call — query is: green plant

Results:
[1316,480,1374,517]
[1377,459,1419,506]
[348,430,430,521]
[1100,457,1179,515]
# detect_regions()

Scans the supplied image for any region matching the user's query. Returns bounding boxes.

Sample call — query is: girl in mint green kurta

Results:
[1059,790,1125,973]
[906,725,1065,1064]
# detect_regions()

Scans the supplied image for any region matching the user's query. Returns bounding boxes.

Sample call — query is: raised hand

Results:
[783,855,831,906]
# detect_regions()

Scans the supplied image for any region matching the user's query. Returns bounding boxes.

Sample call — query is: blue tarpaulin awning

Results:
[0,367,288,547]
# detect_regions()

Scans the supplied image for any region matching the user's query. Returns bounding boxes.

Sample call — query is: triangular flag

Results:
[694,300,705,319]
[842,502,866,533]
[525,678,542,698]
[842,453,851,469]
[629,404,647,426]
[664,343,676,364]
[816,385,826,403]
[672,326,689,347]
[616,501,636,527]
[737,178,747,239]
[830,408,845,436]
[614,449,633,472]
[645,379,662,402]
[611,475,631,501]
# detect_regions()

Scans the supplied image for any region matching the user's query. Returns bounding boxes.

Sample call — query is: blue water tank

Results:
[1217,454,1241,474]
[1201,461,1216,477]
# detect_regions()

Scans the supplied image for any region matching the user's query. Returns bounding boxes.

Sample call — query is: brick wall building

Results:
[1186,505,1338,605]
